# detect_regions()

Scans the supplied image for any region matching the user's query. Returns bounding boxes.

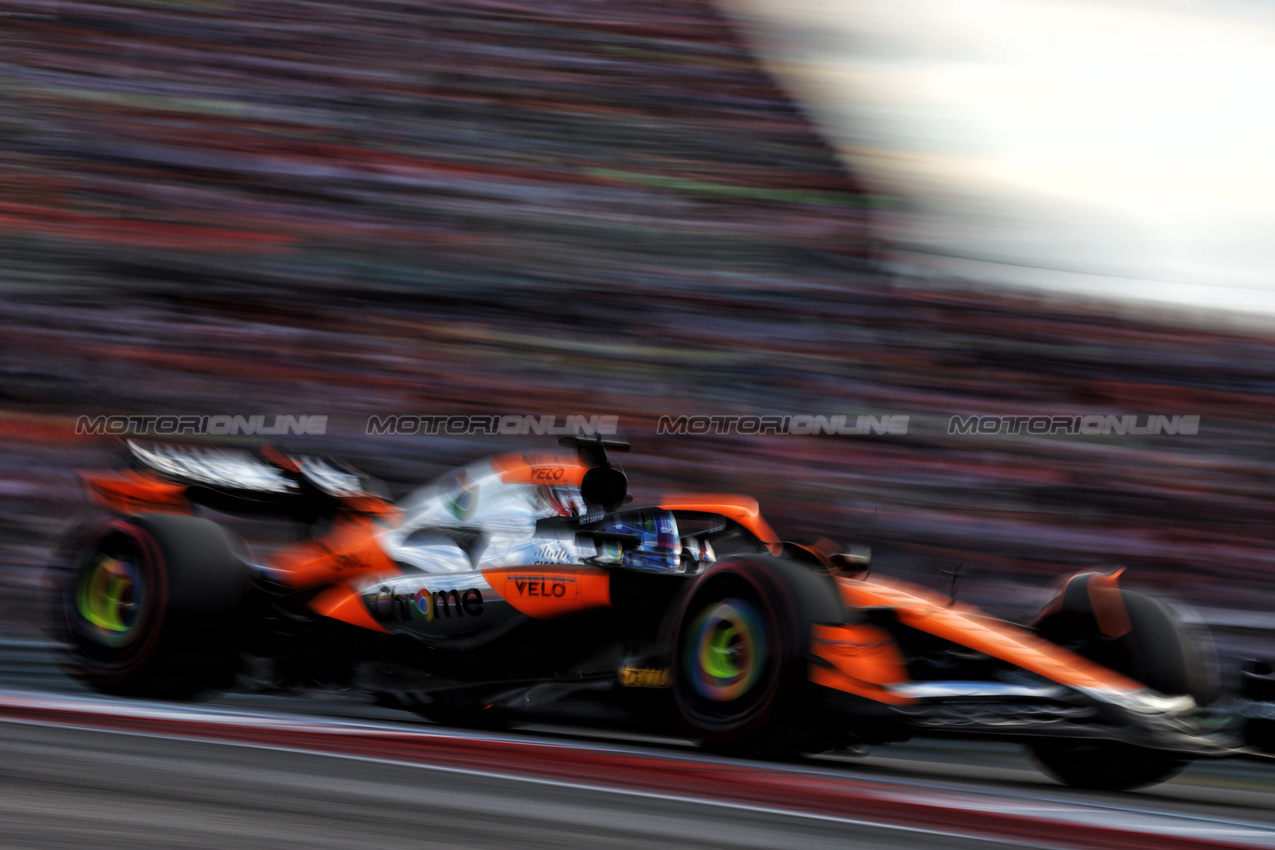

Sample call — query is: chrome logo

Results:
[410,588,435,621]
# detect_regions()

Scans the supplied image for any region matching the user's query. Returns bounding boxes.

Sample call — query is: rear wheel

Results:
[671,558,836,756]
[46,513,251,698]
[1029,589,1217,790]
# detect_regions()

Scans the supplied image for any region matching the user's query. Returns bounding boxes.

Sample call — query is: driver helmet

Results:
[604,510,683,573]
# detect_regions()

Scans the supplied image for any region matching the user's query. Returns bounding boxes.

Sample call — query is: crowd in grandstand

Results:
[0,0,1271,630]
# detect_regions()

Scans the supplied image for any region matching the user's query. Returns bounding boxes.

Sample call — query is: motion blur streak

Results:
[0,696,1266,850]
[721,0,1275,311]
[4,0,1275,743]
[0,722,978,850]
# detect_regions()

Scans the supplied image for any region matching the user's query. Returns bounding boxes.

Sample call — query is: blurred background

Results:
[2,0,1273,642]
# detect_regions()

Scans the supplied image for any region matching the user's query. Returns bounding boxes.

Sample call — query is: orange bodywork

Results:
[482,565,611,619]
[1037,569,1132,638]
[658,494,783,556]
[809,623,914,705]
[80,470,192,515]
[491,452,587,487]
[339,495,401,517]
[260,444,300,472]
[834,577,1146,696]
[270,513,399,591]
[309,582,389,633]
[1087,570,1133,637]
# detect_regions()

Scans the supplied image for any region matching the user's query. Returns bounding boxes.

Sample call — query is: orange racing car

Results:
[44,436,1275,790]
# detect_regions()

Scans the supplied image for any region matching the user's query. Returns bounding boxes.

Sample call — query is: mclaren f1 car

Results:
[44,437,1275,790]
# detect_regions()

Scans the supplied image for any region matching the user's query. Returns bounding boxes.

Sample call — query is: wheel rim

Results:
[74,553,146,648]
[685,599,767,702]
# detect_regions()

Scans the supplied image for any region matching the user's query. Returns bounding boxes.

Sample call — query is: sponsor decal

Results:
[506,574,577,599]
[434,587,484,617]
[410,588,435,622]
[375,586,484,624]
[529,467,566,482]
[618,666,671,688]
[532,544,575,565]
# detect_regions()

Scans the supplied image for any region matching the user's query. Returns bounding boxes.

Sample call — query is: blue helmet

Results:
[603,510,682,573]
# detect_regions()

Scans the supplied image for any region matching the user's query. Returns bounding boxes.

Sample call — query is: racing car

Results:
[44,436,1275,790]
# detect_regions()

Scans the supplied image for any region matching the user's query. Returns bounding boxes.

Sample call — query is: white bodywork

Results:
[380,457,598,575]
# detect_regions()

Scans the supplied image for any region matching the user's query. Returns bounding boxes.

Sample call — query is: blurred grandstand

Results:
[1,0,1272,639]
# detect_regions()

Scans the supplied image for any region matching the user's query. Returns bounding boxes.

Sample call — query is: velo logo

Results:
[507,574,578,599]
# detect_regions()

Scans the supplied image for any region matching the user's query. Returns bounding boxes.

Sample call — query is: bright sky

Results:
[721,0,1275,317]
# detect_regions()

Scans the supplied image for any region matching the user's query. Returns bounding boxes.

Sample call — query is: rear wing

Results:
[81,441,394,519]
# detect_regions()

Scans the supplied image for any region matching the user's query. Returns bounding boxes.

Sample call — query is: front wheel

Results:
[670,558,837,756]
[1028,588,1216,790]
[45,513,251,698]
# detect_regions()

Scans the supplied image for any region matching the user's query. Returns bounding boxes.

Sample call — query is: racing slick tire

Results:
[1029,589,1219,791]
[670,557,841,757]
[45,512,252,699]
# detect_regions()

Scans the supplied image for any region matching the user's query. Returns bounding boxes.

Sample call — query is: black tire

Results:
[1029,589,1218,791]
[1118,592,1219,706]
[670,557,839,756]
[1029,739,1186,793]
[45,513,251,698]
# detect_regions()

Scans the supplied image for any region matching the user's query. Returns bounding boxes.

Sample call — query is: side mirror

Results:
[580,466,628,513]
[828,543,872,574]
[790,537,871,576]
